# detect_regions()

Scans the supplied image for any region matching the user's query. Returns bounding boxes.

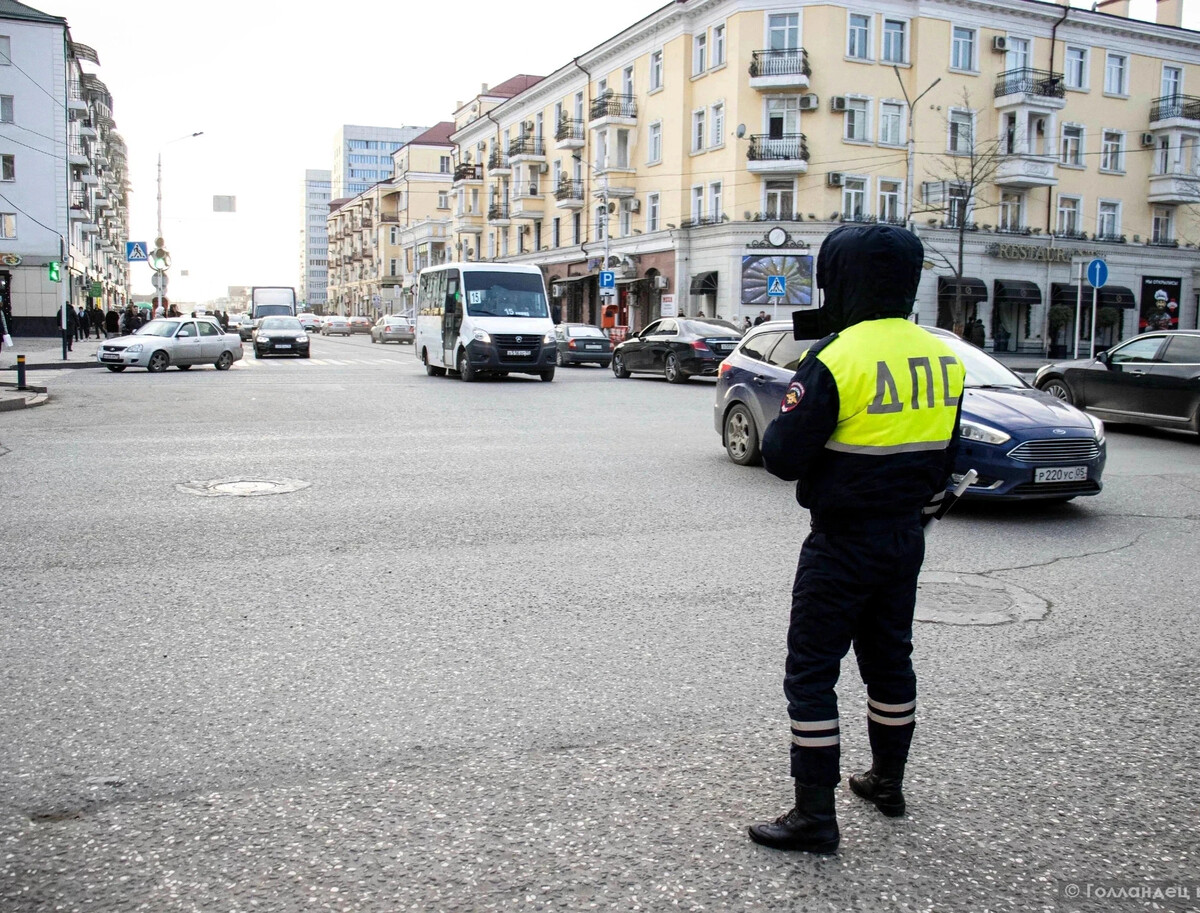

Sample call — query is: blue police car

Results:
[714,322,1106,501]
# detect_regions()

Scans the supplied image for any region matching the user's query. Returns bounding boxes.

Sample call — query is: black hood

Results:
[815,224,924,333]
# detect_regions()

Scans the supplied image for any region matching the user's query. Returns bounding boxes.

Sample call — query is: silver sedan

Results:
[97,318,244,372]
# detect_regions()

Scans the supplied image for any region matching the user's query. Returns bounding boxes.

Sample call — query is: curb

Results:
[2,361,103,371]
[0,391,49,412]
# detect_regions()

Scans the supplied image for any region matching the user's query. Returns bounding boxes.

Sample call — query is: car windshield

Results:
[684,319,742,336]
[329,317,347,324]
[932,330,1027,389]
[138,320,180,338]
[254,304,294,318]
[261,317,302,331]
[463,271,549,318]
[567,325,605,338]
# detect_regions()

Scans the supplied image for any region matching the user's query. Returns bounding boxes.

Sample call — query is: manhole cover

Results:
[176,478,311,498]
[915,573,1048,626]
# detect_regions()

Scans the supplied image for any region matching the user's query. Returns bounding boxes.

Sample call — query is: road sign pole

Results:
[1090,285,1099,360]
[1074,262,1083,360]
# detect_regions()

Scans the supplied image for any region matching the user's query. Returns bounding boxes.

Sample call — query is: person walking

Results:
[78,306,90,341]
[742,316,753,332]
[105,307,119,338]
[91,304,103,338]
[754,310,769,326]
[748,224,965,854]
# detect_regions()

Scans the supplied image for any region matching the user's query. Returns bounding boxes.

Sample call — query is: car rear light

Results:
[692,340,712,353]
[568,340,577,349]
[718,361,733,376]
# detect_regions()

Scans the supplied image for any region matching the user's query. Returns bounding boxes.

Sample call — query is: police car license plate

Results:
[1035,466,1086,483]
[506,349,531,357]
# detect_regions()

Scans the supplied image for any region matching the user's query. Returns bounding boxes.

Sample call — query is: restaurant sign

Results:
[986,243,1099,264]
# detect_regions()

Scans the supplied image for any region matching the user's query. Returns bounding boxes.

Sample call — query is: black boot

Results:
[849,760,905,817]
[748,782,839,853]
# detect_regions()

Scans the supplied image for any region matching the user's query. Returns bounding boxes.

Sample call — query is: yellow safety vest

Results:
[814,320,965,456]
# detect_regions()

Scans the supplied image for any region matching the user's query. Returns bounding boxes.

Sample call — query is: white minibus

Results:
[414,263,556,382]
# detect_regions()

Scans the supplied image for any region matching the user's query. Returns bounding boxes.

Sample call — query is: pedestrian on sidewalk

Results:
[91,304,104,338]
[105,307,119,338]
[57,305,76,351]
[78,306,90,341]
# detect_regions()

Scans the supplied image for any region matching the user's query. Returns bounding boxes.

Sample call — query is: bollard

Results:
[16,354,27,390]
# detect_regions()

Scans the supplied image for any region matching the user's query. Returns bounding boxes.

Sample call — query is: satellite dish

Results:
[736,124,746,138]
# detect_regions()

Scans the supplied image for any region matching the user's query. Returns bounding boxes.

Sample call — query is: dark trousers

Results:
[784,523,924,787]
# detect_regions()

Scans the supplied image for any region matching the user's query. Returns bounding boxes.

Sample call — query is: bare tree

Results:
[913,89,1006,337]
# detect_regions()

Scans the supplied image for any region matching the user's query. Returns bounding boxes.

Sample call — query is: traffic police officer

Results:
[748,223,965,853]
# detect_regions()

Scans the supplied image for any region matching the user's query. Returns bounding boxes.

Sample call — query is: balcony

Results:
[68,142,89,166]
[452,163,483,185]
[555,118,585,150]
[994,68,1066,110]
[1148,170,1200,204]
[1149,94,1200,129]
[749,48,811,90]
[509,136,546,163]
[746,134,810,174]
[488,150,511,176]
[487,201,511,226]
[994,153,1058,188]
[512,186,545,220]
[67,81,87,111]
[78,119,97,138]
[379,213,400,223]
[589,93,637,129]
[360,216,373,228]
[380,275,404,287]
[554,179,585,210]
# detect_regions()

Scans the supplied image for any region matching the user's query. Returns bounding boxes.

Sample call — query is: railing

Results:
[747,133,809,162]
[556,118,584,141]
[1094,232,1127,243]
[379,213,399,223]
[360,216,373,228]
[996,224,1033,235]
[749,48,811,78]
[510,136,545,157]
[555,180,585,201]
[1150,94,1200,121]
[453,163,481,181]
[488,150,510,171]
[488,202,511,220]
[590,94,637,120]
[994,68,1065,99]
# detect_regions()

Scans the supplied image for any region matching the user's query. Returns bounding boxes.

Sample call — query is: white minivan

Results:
[414,263,557,382]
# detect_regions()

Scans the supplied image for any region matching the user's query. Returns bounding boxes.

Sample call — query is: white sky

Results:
[46,0,1183,304]
[47,0,666,303]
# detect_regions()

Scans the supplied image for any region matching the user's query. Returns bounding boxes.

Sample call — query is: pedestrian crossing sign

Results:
[126,242,148,262]
[767,275,787,298]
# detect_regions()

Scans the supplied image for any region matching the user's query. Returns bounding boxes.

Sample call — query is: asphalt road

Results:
[2,333,1198,912]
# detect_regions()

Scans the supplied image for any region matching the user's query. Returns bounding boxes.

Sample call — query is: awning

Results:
[615,276,643,285]
[690,271,718,294]
[1051,283,1137,309]
[937,276,988,304]
[993,279,1042,306]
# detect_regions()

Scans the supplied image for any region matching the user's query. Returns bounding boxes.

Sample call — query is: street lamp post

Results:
[893,68,940,227]
[571,151,615,327]
[155,131,203,313]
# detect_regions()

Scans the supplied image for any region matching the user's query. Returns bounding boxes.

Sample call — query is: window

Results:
[552,217,560,248]
[947,184,969,227]
[694,32,707,74]
[767,96,800,138]
[766,180,794,219]
[951,27,975,71]
[1,213,16,238]
[0,154,12,182]
[692,109,706,152]
[0,95,11,123]
[619,205,631,237]
[1162,335,1200,363]
[615,129,630,169]
[572,212,581,245]
[882,19,906,64]
[769,13,799,51]
[0,37,9,65]
[1056,195,1081,234]
[1152,207,1174,244]
[712,24,726,66]
[842,178,867,219]
[1162,65,1183,98]
[650,50,663,91]
[648,121,662,164]
[437,191,450,209]
[389,226,400,244]
[439,156,451,173]
[691,185,703,221]
[949,109,973,153]
[711,102,724,147]
[998,191,1022,230]
[1104,52,1128,95]
[1065,47,1088,90]
[879,101,903,146]
[622,66,633,97]
[878,180,901,222]
[1005,37,1030,71]
[709,181,722,220]
[647,192,660,231]
[1097,201,1120,238]
[1157,135,1170,174]
[1060,124,1083,166]
[848,13,871,60]
[845,97,869,142]
[1100,131,1124,172]
[389,258,400,276]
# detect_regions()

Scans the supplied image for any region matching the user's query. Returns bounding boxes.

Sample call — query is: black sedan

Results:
[552,323,612,367]
[1034,330,1200,434]
[236,314,255,341]
[253,316,310,359]
[612,317,742,383]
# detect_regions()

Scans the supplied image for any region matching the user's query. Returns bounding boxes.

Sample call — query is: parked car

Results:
[552,323,613,367]
[236,314,255,341]
[348,316,371,334]
[97,317,243,373]
[296,312,320,332]
[1034,330,1200,435]
[321,316,351,337]
[253,316,310,359]
[612,317,743,383]
[715,322,1106,501]
[371,315,415,345]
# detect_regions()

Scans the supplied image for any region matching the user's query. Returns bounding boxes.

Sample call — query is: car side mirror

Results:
[1096,350,1111,366]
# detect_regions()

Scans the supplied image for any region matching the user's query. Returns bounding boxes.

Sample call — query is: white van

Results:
[414,263,556,382]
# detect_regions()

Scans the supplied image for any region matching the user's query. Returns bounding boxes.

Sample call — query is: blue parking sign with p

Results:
[767,275,787,298]
[126,241,148,262]
[599,270,615,289]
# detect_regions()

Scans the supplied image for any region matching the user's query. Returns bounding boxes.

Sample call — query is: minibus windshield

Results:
[463,271,549,318]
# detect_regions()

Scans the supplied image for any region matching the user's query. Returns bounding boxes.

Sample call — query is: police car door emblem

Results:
[782,381,805,412]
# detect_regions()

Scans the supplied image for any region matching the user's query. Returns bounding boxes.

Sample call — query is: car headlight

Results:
[125,343,143,353]
[959,419,1011,446]
[473,329,491,343]
[543,333,554,344]
[1086,412,1105,444]
[297,335,308,342]
[258,335,270,341]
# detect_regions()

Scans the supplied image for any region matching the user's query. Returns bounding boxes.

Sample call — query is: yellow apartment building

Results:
[448,0,1200,353]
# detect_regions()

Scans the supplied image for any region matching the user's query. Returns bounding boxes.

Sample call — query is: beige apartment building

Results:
[443,0,1200,353]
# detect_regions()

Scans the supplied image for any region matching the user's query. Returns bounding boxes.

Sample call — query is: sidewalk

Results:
[0,334,106,412]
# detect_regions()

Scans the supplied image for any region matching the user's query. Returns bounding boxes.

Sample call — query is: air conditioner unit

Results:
[652,275,669,290]
[798,94,819,111]
[537,162,549,174]
[551,283,565,297]
[523,120,535,132]
[628,198,641,213]
[830,96,848,113]
[992,36,1009,53]
[1141,132,1156,147]
[827,172,845,187]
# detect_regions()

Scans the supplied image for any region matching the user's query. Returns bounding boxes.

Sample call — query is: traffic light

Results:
[149,237,170,271]
[47,261,61,282]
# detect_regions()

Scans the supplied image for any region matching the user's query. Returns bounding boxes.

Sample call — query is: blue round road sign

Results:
[1086,258,1108,289]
